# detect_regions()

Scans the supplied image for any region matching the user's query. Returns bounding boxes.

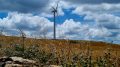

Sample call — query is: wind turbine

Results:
[51,2,59,39]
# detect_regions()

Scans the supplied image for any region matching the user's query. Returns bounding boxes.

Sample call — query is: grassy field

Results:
[0,35,120,66]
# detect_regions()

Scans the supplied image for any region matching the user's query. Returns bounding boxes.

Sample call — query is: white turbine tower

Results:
[51,2,59,39]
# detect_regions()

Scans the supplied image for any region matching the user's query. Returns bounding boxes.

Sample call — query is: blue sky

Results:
[0,12,8,19]
[0,0,120,44]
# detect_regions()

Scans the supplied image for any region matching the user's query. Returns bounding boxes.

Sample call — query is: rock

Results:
[5,64,22,67]
[10,57,36,64]
[0,56,38,67]
[23,58,36,64]
[5,61,13,64]
[10,57,23,62]
[49,65,62,67]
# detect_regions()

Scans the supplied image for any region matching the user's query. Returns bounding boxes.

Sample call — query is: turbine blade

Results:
[56,1,59,10]
[52,7,56,10]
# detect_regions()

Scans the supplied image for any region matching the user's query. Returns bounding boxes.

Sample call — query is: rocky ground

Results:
[0,56,62,67]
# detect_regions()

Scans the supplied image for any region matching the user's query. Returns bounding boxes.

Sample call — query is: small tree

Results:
[18,29,26,54]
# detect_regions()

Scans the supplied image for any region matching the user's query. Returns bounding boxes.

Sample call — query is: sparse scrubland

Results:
[0,35,120,67]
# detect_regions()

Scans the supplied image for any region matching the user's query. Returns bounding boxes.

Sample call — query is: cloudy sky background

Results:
[0,0,120,44]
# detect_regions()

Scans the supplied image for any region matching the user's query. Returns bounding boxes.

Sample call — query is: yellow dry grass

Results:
[0,35,120,58]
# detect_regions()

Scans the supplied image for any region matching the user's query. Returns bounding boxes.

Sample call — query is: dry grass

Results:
[0,35,120,57]
[0,35,120,66]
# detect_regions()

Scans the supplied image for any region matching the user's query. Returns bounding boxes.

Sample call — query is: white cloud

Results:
[0,7,120,43]
[65,0,120,4]
[57,19,111,41]
[72,3,120,29]
[40,0,66,17]
[73,3,120,15]
[0,14,111,41]
[71,3,120,43]
[84,13,120,29]
[40,0,76,17]
[0,12,53,37]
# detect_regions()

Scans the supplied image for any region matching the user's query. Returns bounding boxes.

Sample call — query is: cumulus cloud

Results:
[0,12,53,37]
[57,19,112,41]
[65,0,120,4]
[73,3,120,32]
[84,13,120,29]
[73,3,120,15]
[71,3,120,43]
[40,0,71,17]
[0,12,111,41]
[57,19,83,39]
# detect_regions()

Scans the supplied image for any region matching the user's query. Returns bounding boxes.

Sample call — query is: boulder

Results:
[5,64,22,67]
[0,56,38,67]
[10,57,36,64]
